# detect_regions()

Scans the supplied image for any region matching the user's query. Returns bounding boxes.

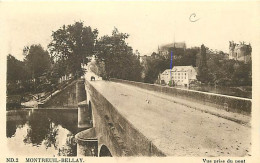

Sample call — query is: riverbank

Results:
[6,79,77,110]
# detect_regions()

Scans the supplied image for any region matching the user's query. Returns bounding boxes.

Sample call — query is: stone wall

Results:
[86,80,165,156]
[110,78,251,115]
[42,80,78,108]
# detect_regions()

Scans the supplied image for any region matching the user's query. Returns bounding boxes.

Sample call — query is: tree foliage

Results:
[206,53,251,86]
[7,45,51,95]
[23,44,51,79]
[48,21,98,78]
[95,28,142,81]
[7,54,28,83]
[194,46,252,86]
[197,44,208,83]
[89,60,106,78]
[143,53,168,83]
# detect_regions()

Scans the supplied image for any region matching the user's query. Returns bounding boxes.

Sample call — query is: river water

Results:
[6,109,82,157]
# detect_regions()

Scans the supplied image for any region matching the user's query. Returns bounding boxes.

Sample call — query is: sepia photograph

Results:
[1,0,260,162]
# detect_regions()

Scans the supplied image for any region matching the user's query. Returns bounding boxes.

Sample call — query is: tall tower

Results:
[229,41,236,60]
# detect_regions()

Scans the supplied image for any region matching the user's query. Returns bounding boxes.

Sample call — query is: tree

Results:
[143,52,168,83]
[7,54,28,83]
[95,28,142,81]
[89,60,106,77]
[198,47,252,86]
[232,62,252,86]
[48,21,98,78]
[7,54,29,95]
[23,44,51,79]
[22,44,52,93]
[197,44,208,83]
[183,48,199,67]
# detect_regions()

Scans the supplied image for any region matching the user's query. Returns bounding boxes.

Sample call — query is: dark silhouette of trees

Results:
[7,44,52,95]
[22,44,52,93]
[48,21,98,78]
[144,53,168,83]
[197,44,208,83]
[7,54,28,83]
[201,48,252,86]
[183,48,198,67]
[7,54,31,95]
[95,28,142,81]
[23,112,52,145]
[232,62,252,86]
[23,44,51,79]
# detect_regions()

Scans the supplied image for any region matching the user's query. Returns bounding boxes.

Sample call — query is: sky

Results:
[1,1,260,61]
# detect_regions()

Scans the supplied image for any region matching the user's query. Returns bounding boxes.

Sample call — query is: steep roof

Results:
[161,66,197,74]
[172,66,196,72]
[161,69,171,75]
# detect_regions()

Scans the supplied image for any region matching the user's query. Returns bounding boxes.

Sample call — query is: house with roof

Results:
[159,65,197,87]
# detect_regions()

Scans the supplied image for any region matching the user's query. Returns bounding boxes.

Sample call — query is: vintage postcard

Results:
[1,1,260,163]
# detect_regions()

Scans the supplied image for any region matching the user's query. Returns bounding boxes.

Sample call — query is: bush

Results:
[168,80,175,87]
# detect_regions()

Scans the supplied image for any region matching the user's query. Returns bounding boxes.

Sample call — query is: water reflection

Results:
[6,109,80,156]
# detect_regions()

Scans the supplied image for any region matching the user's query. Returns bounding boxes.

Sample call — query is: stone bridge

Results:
[75,76,251,157]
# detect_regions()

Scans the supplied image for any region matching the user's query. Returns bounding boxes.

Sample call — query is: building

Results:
[159,66,197,87]
[158,69,171,85]
[158,42,186,58]
[229,41,252,63]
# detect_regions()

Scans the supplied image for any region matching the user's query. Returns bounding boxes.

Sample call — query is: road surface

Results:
[88,80,251,156]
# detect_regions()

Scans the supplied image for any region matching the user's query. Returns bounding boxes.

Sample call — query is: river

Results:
[6,109,84,156]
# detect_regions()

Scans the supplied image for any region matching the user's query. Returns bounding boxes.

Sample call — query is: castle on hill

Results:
[229,41,251,63]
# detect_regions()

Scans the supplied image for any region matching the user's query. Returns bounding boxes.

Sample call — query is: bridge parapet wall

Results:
[86,80,165,156]
[110,78,251,115]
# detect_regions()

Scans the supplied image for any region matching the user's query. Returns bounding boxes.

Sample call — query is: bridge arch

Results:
[99,145,112,157]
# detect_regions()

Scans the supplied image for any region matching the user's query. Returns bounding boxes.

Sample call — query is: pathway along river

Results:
[6,109,85,156]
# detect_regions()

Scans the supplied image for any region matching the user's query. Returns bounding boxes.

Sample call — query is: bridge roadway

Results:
[88,80,250,156]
